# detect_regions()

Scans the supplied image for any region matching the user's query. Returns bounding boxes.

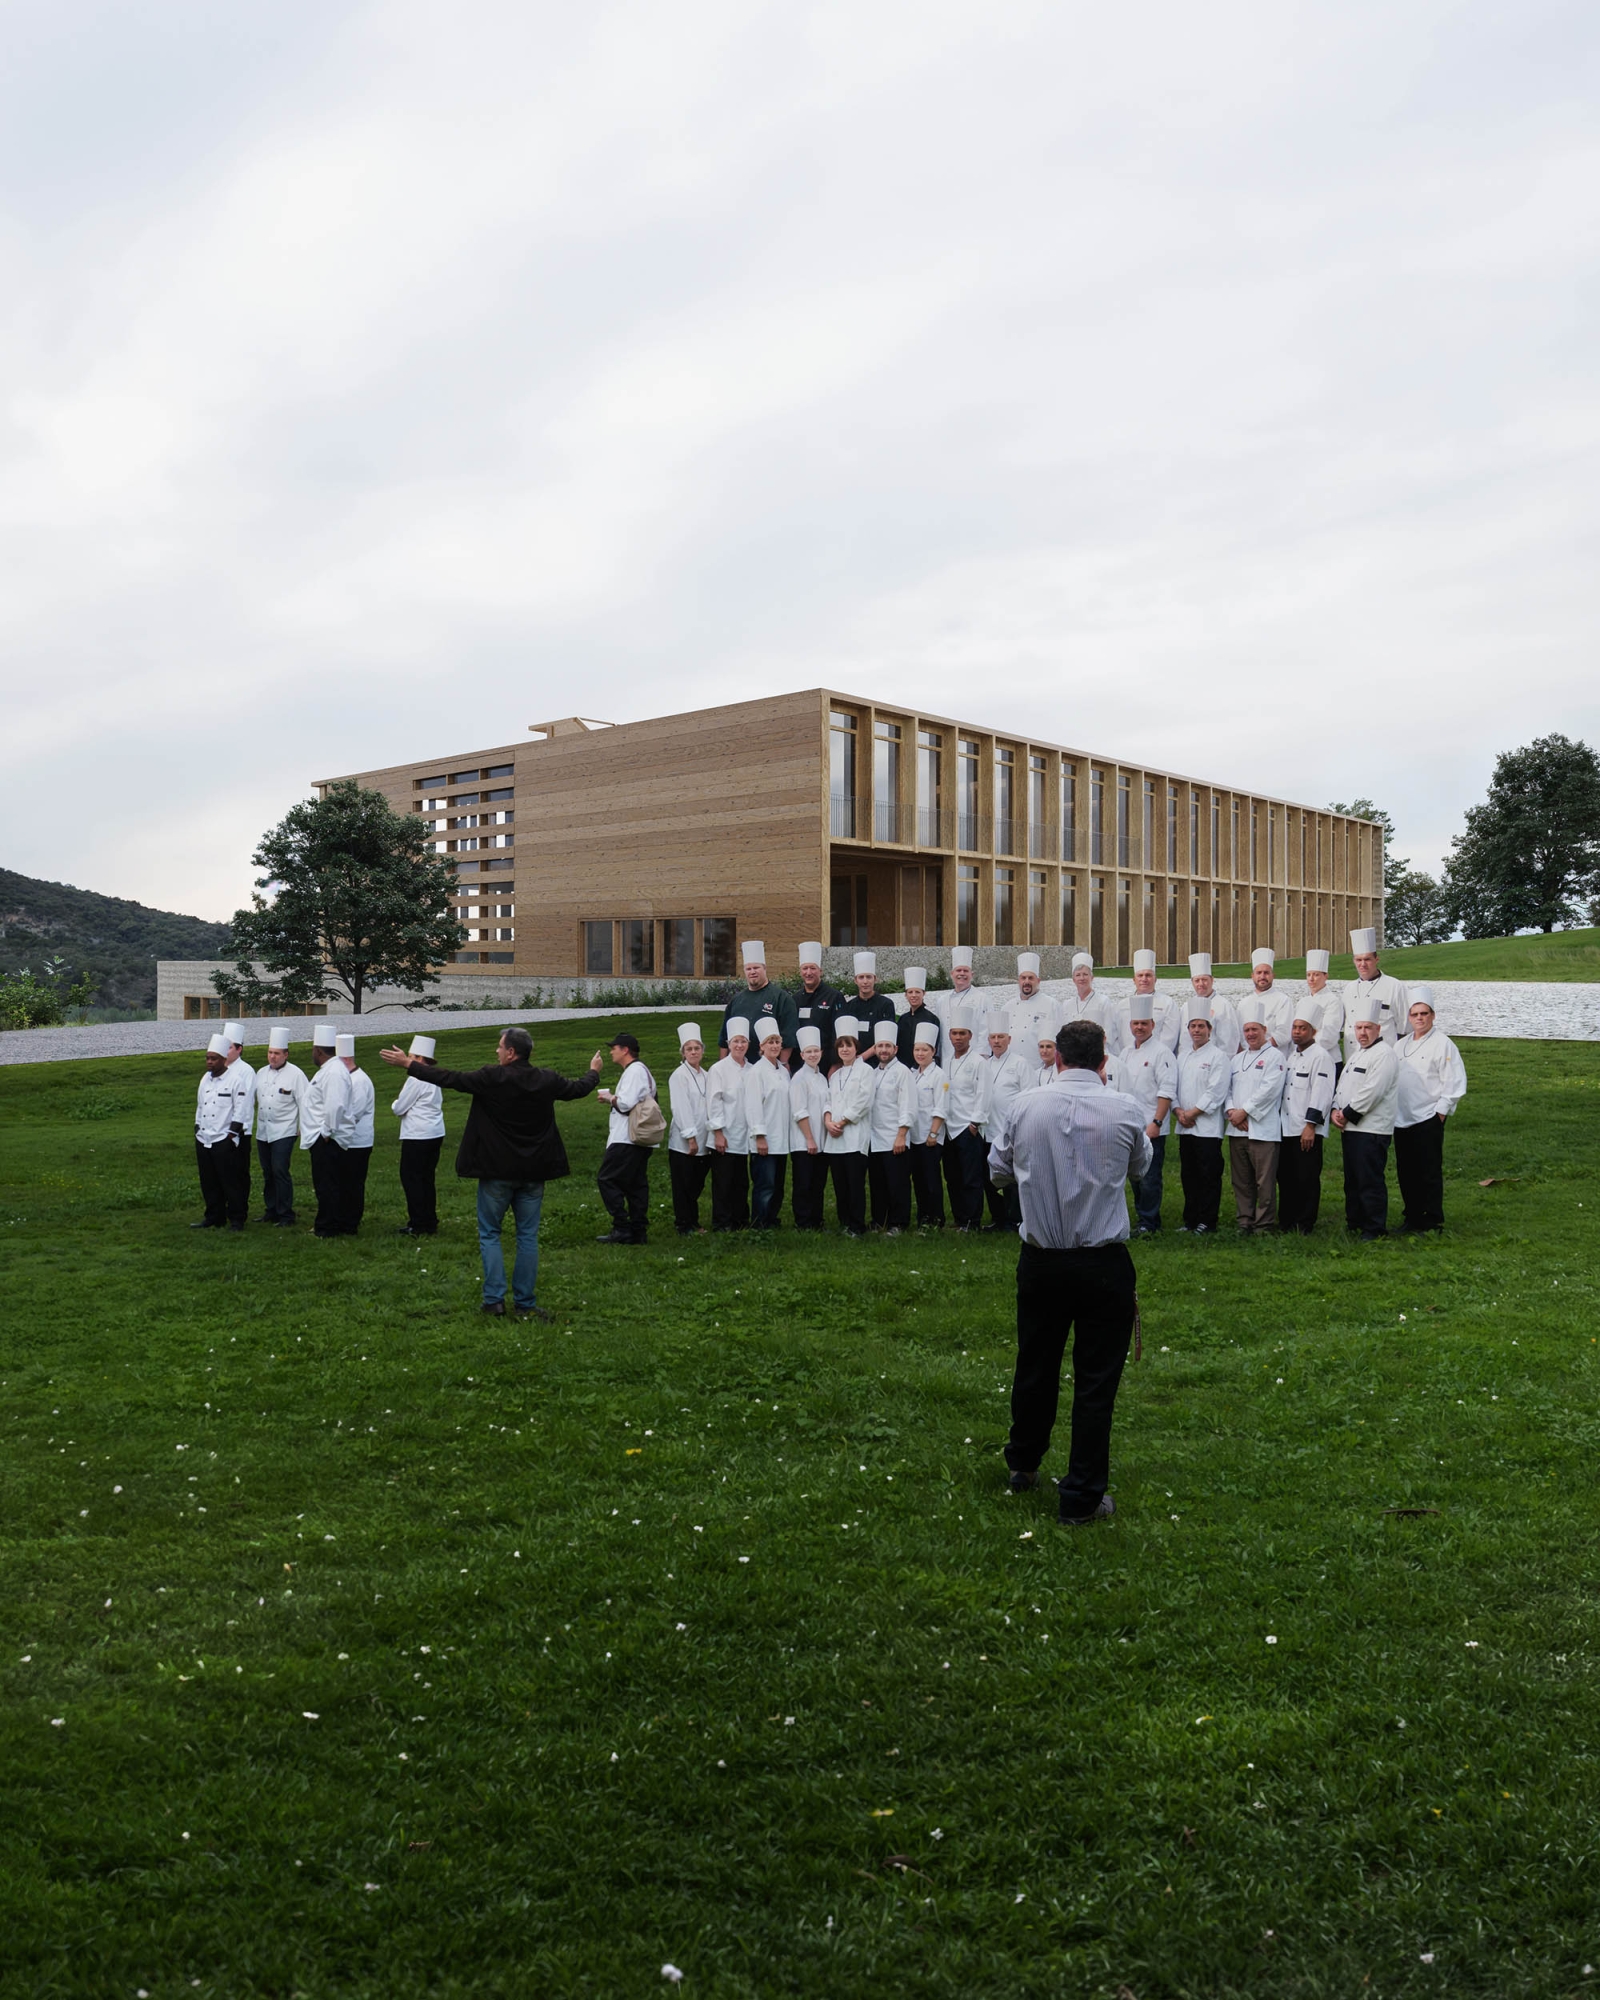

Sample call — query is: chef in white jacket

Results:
[1248,948,1295,1052]
[300,1024,352,1238]
[1173,999,1231,1233]
[788,1024,832,1230]
[391,1033,445,1235]
[1332,996,1400,1238]
[823,1016,875,1235]
[866,1018,914,1233]
[219,1021,256,1221]
[1059,952,1113,1035]
[978,1008,1028,1231]
[254,1025,306,1227]
[192,1032,247,1230]
[928,945,978,1050]
[1108,995,1176,1232]
[745,1021,793,1228]
[1277,1000,1337,1234]
[941,1003,987,1231]
[1346,926,1409,1052]
[1186,953,1241,1063]
[1296,950,1346,1068]
[707,1016,753,1231]
[1226,998,1288,1233]
[339,1032,376,1234]
[1393,984,1467,1234]
[1111,949,1182,1055]
[1010,951,1064,1056]
[667,1021,712,1235]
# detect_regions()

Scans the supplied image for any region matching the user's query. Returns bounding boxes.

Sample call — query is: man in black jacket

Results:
[381,1027,602,1321]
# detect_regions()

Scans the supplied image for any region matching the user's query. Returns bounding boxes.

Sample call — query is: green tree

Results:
[1384,869,1453,947]
[1443,734,1600,936]
[215,782,466,1015]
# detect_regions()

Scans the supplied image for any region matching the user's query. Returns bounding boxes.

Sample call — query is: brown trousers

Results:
[1229,1135,1280,1232]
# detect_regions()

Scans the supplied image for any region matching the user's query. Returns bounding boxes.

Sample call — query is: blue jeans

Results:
[1131,1134,1166,1231]
[476,1178,544,1308]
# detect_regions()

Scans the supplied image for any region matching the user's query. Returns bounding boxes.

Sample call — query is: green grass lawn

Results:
[1122,925,1600,984]
[2,1019,1598,1998]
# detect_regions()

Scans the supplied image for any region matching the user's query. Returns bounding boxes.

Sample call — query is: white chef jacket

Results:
[789,1064,830,1152]
[347,1067,376,1149]
[392,1072,445,1141]
[1296,984,1345,1062]
[195,1069,240,1147]
[1057,986,1112,1034]
[1333,1038,1400,1136]
[1188,992,1241,1062]
[1110,991,1183,1055]
[1030,1059,1058,1090]
[1251,986,1296,1052]
[253,1061,306,1141]
[1280,1043,1336,1138]
[668,1062,709,1154]
[909,1062,948,1144]
[1108,1039,1177,1135]
[1228,1043,1288,1141]
[1175,1043,1231,1138]
[221,1056,256,1137]
[927,981,980,1054]
[1011,989,1065,1055]
[1395,1028,1467,1128]
[300,1056,352,1149]
[706,1056,751,1153]
[980,1049,1030,1142]
[745,1055,792,1156]
[1347,972,1410,1051]
[608,1060,656,1147]
[823,1060,874,1156]
[944,1049,985,1135]
[868,1058,914,1151]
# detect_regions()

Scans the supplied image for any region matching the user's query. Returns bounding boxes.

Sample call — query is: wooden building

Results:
[316,691,1384,981]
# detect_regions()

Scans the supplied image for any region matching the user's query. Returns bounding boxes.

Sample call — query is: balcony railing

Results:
[957,812,986,851]
[1062,826,1077,863]
[1028,821,1059,861]
[916,806,955,849]
[994,817,1024,857]
[874,799,911,844]
[830,794,867,839]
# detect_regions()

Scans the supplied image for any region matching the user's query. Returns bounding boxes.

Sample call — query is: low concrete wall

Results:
[156,961,725,1020]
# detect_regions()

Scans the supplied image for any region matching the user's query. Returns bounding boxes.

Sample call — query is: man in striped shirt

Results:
[988,1019,1151,1527]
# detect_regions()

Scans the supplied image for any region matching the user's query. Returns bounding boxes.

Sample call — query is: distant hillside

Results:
[1153,928,1600,984]
[0,867,231,1012]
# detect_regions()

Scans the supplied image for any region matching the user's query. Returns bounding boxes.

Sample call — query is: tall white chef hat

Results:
[335,1033,356,1058]
[904,966,927,988]
[1070,952,1093,972]
[1353,996,1384,1025]
[1350,926,1378,955]
[755,1019,783,1042]
[1018,951,1042,976]
[798,941,824,966]
[1133,948,1156,975]
[1292,998,1322,1028]
[853,951,876,975]
[223,1021,245,1045]
[267,1026,291,1050]
[312,1024,338,1049]
[985,1009,1013,1036]
[833,1016,860,1041]
[1410,984,1436,1009]
[741,940,766,966]
[409,1035,436,1058]
[913,1021,939,1047]
[724,1016,751,1042]
[1189,952,1213,978]
[951,946,973,970]
[206,1032,229,1055]
[797,1025,822,1051]
[1251,947,1275,969]
[873,1018,899,1045]
[1129,994,1155,1021]
[950,1004,978,1031]
[1187,996,1213,1021]
[1305,948,1330,974]
[676,1021,701,1046]
[1238,997,1265,1026]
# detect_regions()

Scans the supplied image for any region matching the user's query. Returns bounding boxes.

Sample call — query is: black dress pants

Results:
[195,1140,232,1226]
[1007,1240,1137,1518]
[344,1147,372,1234]
[1177,1134,1224,1230]
[598,1142,652,1240]
[668,1149,711,1232]
[910,1142,946,1226]
[257,1135,296,1222]
[1341,1128,1391,1236]
[828,1152,867,1233]
[710,1150,749,1231]
[1276,1132,1324,1234]
[790,1150,828,1229]
[218,1132,250,1225]
[399,1135,443,1233]
[310,1137,346,1238]
[1395,1118,1446,1231]
[944,1127,987,1228]
[984,1168,1021,1231]
[868,1149,912,1231]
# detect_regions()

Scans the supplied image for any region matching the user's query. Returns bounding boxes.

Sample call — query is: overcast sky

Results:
[3,0,1596,919]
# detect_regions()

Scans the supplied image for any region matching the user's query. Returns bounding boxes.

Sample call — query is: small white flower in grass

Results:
[1420,1953,1435,1965]
[303,1712,319,1721]
[676,1623,687,1632]
[1265,1636,1277,1646]
[1465,1640,1480,1648]
[113,1485,122,1494]
[738,1556,750,1564]
[79,1510,88,1518]
[661,1968,684,1986]
[50,1717,64,1726]
[1014,1892,1025,1904]
[716,1759,726,1769]
[363,1882,380,1892]
[930,1828,943,1840]
[1018,1531,1032,1541]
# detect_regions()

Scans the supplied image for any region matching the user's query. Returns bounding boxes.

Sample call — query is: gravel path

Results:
[0,1005,696,1067]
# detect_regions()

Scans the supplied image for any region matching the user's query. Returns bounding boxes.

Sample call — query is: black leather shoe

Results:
[227,1222,245,1232]
[481,1301,506,1316]
[595,1229,631,1244]
[1059,1493,1115,1528]
[515,1305,555,1323]
[190,1220,222,1230]
[1008,1469,1039,1494]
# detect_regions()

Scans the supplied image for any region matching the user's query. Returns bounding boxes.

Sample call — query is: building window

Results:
[830,875,868,947]
[622,920,653,974]
[1252,804,1261,882]
[486,858,513,873]
[495,903,514,919]
[958,739,981,849]
[702,917,737,977]
[486,787,513,802]
[1268,807,1277,883]
[662,918,694,975]
[1143,878,1156,957]
[993,866,1015,946]
[1167,785,1179,871]
[417,775,444,789]
[449,768,479,784]
[1090,769,1105,863]
[874,718,903,842]
[1191,791,1201,872]
[1061,873,1077,949]
[916,730,944,847]
[182,996,224,1020]
[1090,875,1105,961]
[958,864,979,946]
[1231,798,1241,879]
[993,747,1016,854]
[829,712,858,838]
[485,763,513,778]
[1211,798,1221,878]
[1167,882,1179,965]
[1117,774,1131,866]
[454,952,481,964]
[584,922,614,974]
[1189,884,1200,956]
[1029,868,1047,943]
[485,952,514,964]
[1061,762,1077,863]
[1117,878,1131,965]
[1029,755,1051,859]
[1143,778,1155,867]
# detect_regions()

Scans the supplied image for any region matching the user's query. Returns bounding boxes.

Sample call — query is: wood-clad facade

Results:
[316,690,1383,981]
